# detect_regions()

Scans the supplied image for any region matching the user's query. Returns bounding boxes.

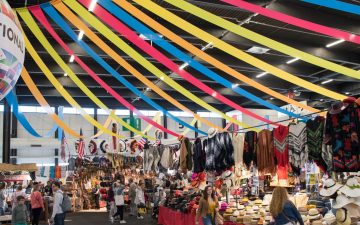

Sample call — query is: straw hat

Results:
[238,205,245,210]
[312,220,323,225]
[332,194,355,209]
[320,179,343,197]
[208,128,218,138]
[233,210,240,217]
[336,208,351,225]
[253,205,260,211]
[323,213,336,225]
[255,199,263,205]
[339,177,360,198]
[308,208,321,220]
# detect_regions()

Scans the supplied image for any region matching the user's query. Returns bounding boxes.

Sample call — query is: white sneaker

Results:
[120,220,127,224]
[137,216,144,220]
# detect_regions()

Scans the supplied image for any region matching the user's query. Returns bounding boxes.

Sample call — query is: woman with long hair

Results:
[270,187,304,225]
[30,184,44,225]
[112,180,126,224]
[196,186,218,225]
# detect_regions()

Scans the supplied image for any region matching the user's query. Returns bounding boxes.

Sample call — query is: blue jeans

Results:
[54,213,65,225]
[202,214,214,225]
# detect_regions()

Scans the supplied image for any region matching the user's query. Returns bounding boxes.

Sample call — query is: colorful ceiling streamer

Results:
[52,1,223,132]
[6,91,61,138]
[164,0,360,80]
[115,0,321,114]
[62,0,259,131]
[28,5,180,139]
[135,0,347,100]
[41,3,209,136]
[19,68,114,139]
[222,0,360,45]
[21,32,124,138]
[97,0,297,122]
[17,9,151,139]
[302,0,360,16]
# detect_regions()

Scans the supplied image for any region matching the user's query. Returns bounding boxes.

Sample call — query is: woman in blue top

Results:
[270,187,304,225]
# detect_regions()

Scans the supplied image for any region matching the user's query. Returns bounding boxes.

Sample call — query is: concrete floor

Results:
[60,209,157,225]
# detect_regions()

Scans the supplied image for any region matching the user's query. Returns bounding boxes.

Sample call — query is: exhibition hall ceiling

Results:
[9,0,360,112]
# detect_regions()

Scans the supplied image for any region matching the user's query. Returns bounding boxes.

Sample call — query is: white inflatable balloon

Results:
[0,0,25,100]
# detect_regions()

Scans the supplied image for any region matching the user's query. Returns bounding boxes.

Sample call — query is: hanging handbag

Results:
[114,194,124,206]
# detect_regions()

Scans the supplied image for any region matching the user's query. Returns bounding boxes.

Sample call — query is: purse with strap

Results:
[282,212,299,225]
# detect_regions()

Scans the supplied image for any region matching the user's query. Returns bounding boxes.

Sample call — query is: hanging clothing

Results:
[204,132,235,172]
[160,146,172,169]
[179,137,192,172]
[193,138,206,173]
[232,133,245,167]
[243,131,258,169]
[322,144,333,173]
[273,125,289,167]
[325,103,360,172]
[288,122,308,175]
[256,129,276,175]
[307,116,325,161]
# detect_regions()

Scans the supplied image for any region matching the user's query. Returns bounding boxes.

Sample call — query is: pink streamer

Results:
[29,5,180,138]
[78,0,280,126]
[222,0,360,44]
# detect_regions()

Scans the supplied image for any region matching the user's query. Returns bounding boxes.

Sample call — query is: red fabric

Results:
[55,166,61,178]
[274,125,289,167]
[277,165,288,180]
[158,206,204,225]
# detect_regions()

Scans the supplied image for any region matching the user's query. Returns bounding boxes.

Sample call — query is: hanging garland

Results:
[302,0,360,16]
[134,0,347,100]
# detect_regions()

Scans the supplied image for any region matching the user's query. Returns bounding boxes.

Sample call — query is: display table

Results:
[158,206,204,225]
[0,215,12,224]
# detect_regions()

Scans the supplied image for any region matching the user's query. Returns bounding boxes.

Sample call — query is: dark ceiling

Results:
[7,0,360,113]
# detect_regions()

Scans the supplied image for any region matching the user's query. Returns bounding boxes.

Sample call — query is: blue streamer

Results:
[98,0,304,120]
[57,106,64,140]
[5,91,60,137]
[41,3,207,136]
[302,0,360,15]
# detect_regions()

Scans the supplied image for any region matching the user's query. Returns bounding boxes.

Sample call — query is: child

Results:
[12,195,29,225]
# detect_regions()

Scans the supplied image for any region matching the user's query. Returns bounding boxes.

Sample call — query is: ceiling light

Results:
[270,97,274,100]
[246,46,270,54]
[179,62,189,70]
[321,79,333,84]
[64,73,68,77]
[201,42,213,51]
[160,76,164,80]
[345,92,350,95]
[256,72,268,78]
[320,99,324,102]
[88,0,97,12]
[232,83,239,89]
[69,55,75,63]
[326,39,345,48]
[77,30,84,40]
[212,92,217,97]
[146,87,151,91]
[286,57,300,64]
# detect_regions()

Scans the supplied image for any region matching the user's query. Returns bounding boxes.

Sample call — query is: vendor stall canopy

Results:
[7,0,360,112]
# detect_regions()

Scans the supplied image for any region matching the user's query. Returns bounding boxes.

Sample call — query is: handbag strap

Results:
[282,212,296,225]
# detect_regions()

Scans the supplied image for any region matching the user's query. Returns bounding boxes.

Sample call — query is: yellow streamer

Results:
[166,0,360,80]
[17,8,153,140]
[21,33,125,138]
[115,0,322,114]
[135,0,347,101]
[134,112,161,138]
[62,0,258,132]
[54,1,223,131]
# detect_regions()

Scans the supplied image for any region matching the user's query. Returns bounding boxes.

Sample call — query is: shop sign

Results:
[122,117,141,131]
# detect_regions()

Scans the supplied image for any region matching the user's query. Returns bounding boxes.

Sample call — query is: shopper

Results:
[112,180,126,224]
[0,182,6,216]
[270,187,304,225]
[12,185,26,210]
[196,186,219,225]
[92,184,100,209]
[135,180,146,220]
[128,178,137,216]
[50,181,65,225]
[30,184,44,225]
[12,195,29,225]
[107,185,116,221]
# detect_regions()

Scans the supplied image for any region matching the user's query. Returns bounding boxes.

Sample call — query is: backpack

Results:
[61,193,72,212]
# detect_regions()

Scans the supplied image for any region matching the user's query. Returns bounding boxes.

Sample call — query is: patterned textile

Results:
[325,103,360,172]
[322,144,333,172]
[273,125,289,167]
[243,131,257,169]
[307,116,325,161]
[232,133,245,167]
[288,122,308,175]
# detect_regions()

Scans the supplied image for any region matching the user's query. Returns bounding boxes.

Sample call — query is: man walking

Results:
[128,178,137,216]
[50,182,65,225]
